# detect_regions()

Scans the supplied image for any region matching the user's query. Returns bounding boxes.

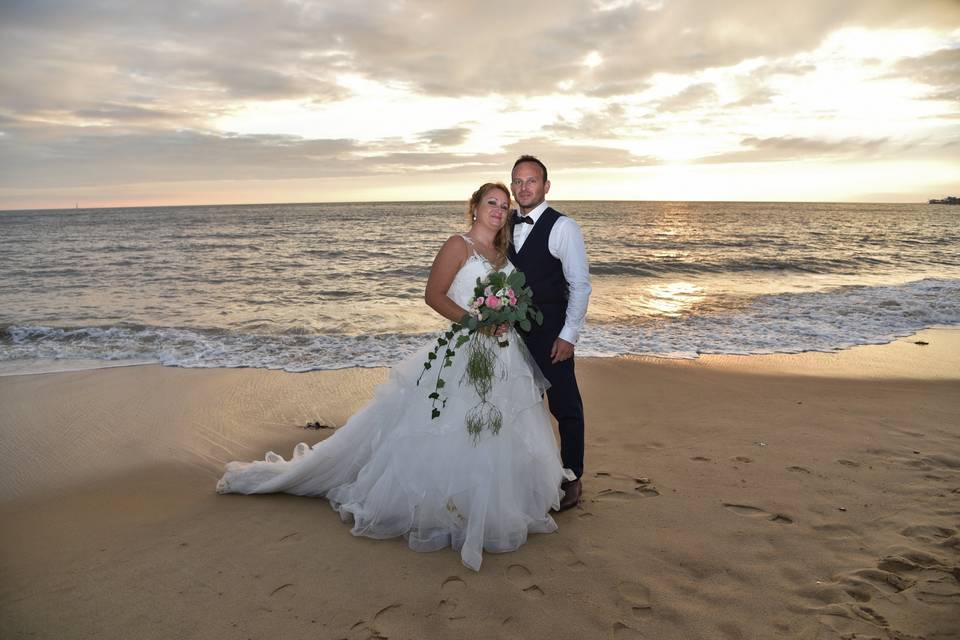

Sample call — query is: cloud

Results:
[654,83,718,112]
[5,0,959,114]
[416,127,471,146]
[71,103,196,125]
[500,138,659,170]
[0,119,361,188]
[724,87,778,108]
[1,0,958,206]
[0,113,656,189]
[892,46,960,102]
[697,135,891,164]
[543,103,631,138]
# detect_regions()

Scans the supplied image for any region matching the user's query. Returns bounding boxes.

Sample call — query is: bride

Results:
[216,182,569,571]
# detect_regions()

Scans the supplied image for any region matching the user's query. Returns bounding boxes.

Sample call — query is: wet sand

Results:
[2,329,958,639]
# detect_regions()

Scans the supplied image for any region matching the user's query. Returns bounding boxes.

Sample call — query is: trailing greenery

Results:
[417,268,543,441]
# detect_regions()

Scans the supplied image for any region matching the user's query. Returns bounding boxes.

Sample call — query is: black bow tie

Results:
[512,213,534,225]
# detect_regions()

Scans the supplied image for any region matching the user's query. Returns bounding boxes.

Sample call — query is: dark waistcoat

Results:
[508,208,567,326]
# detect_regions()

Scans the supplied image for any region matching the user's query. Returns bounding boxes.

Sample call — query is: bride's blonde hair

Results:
[466,182,511,266]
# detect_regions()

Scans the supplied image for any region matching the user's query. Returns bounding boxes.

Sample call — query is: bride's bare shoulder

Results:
[444,234,469,249]
[431,234,470,267]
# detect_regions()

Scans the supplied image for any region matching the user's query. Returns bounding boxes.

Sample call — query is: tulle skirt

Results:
[216,331,567,571]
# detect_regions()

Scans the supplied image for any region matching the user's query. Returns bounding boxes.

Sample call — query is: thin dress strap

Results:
[460,234,481,259]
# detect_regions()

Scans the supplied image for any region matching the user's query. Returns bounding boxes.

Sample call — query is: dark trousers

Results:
[521,323,585,479]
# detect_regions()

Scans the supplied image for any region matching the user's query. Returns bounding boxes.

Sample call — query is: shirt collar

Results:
[523,200,550,222]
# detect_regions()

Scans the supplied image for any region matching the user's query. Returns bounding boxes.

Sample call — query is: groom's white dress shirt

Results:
[512,200,591,345]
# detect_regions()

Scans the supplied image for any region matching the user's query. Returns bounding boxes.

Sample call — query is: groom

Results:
[508,155,591,511]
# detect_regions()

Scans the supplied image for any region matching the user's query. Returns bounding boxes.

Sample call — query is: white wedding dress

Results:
[216,238,568,570]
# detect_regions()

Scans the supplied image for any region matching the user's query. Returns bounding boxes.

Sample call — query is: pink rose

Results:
[475,296,485,307]
[485,294,501,310]
[509,294,517,306]
[507,289,515,298]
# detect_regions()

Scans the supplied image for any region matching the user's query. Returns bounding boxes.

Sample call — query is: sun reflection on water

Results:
[593,280,707,321]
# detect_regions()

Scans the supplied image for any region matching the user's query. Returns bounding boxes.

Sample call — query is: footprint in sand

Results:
[373,603,402,620]
[836,459,861,468]
[787,465,811,474]
[268,583,294,598]
[550,546,588,571]
[817,602,889,630]
[916,578,960,605]
[802,569,911,609]
[437,576,466,615]
[846,568,914,596]
[732,456,753,463]
[617,580,653,618]
[594,472,661,501]
[872,547,960,609]
[691,456,712,462]
[900,524,955,544]
[877,547,942,574]
[265,531,303,557]
[368,603,404,638]
[506,564,544,598]
[812,522,859,540]
[718,622,747,639]
[723,503,793,524]
[923,453,960,469]
[611,621,645,639]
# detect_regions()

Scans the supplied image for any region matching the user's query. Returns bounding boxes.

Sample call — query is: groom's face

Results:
[510,162,550,213]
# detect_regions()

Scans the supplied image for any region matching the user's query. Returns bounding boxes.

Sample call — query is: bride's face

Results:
[474,188,510,231]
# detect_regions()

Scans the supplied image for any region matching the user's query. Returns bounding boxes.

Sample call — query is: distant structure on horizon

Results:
[928,195,959,204]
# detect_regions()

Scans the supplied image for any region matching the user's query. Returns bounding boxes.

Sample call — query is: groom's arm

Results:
[549,217,591,345]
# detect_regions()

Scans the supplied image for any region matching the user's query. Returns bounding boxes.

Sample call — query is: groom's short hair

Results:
[513,155,548,183]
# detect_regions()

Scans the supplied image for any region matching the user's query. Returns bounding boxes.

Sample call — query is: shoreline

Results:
[2,330,958,639]
[2,325,957,379]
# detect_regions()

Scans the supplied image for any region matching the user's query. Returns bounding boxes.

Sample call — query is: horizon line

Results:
[2,196,951,213]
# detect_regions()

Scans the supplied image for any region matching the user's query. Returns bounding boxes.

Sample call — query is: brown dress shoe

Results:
[558,478,582,512]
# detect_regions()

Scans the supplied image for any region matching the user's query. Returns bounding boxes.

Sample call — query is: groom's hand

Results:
[550,338,574,363]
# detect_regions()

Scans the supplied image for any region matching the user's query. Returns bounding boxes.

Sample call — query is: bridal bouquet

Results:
[418,269,543,440]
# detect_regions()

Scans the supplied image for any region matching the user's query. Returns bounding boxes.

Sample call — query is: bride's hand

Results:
[479,323,508,337]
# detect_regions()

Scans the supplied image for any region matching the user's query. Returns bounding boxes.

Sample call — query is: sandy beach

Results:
[2,329,958,640]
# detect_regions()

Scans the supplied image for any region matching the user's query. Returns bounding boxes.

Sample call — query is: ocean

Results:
[2,200,959,374]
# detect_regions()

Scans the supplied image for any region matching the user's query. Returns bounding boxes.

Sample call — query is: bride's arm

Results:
[425,235,470,323]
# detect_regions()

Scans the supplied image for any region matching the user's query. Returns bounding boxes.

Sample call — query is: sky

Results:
[1,0,958,210]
